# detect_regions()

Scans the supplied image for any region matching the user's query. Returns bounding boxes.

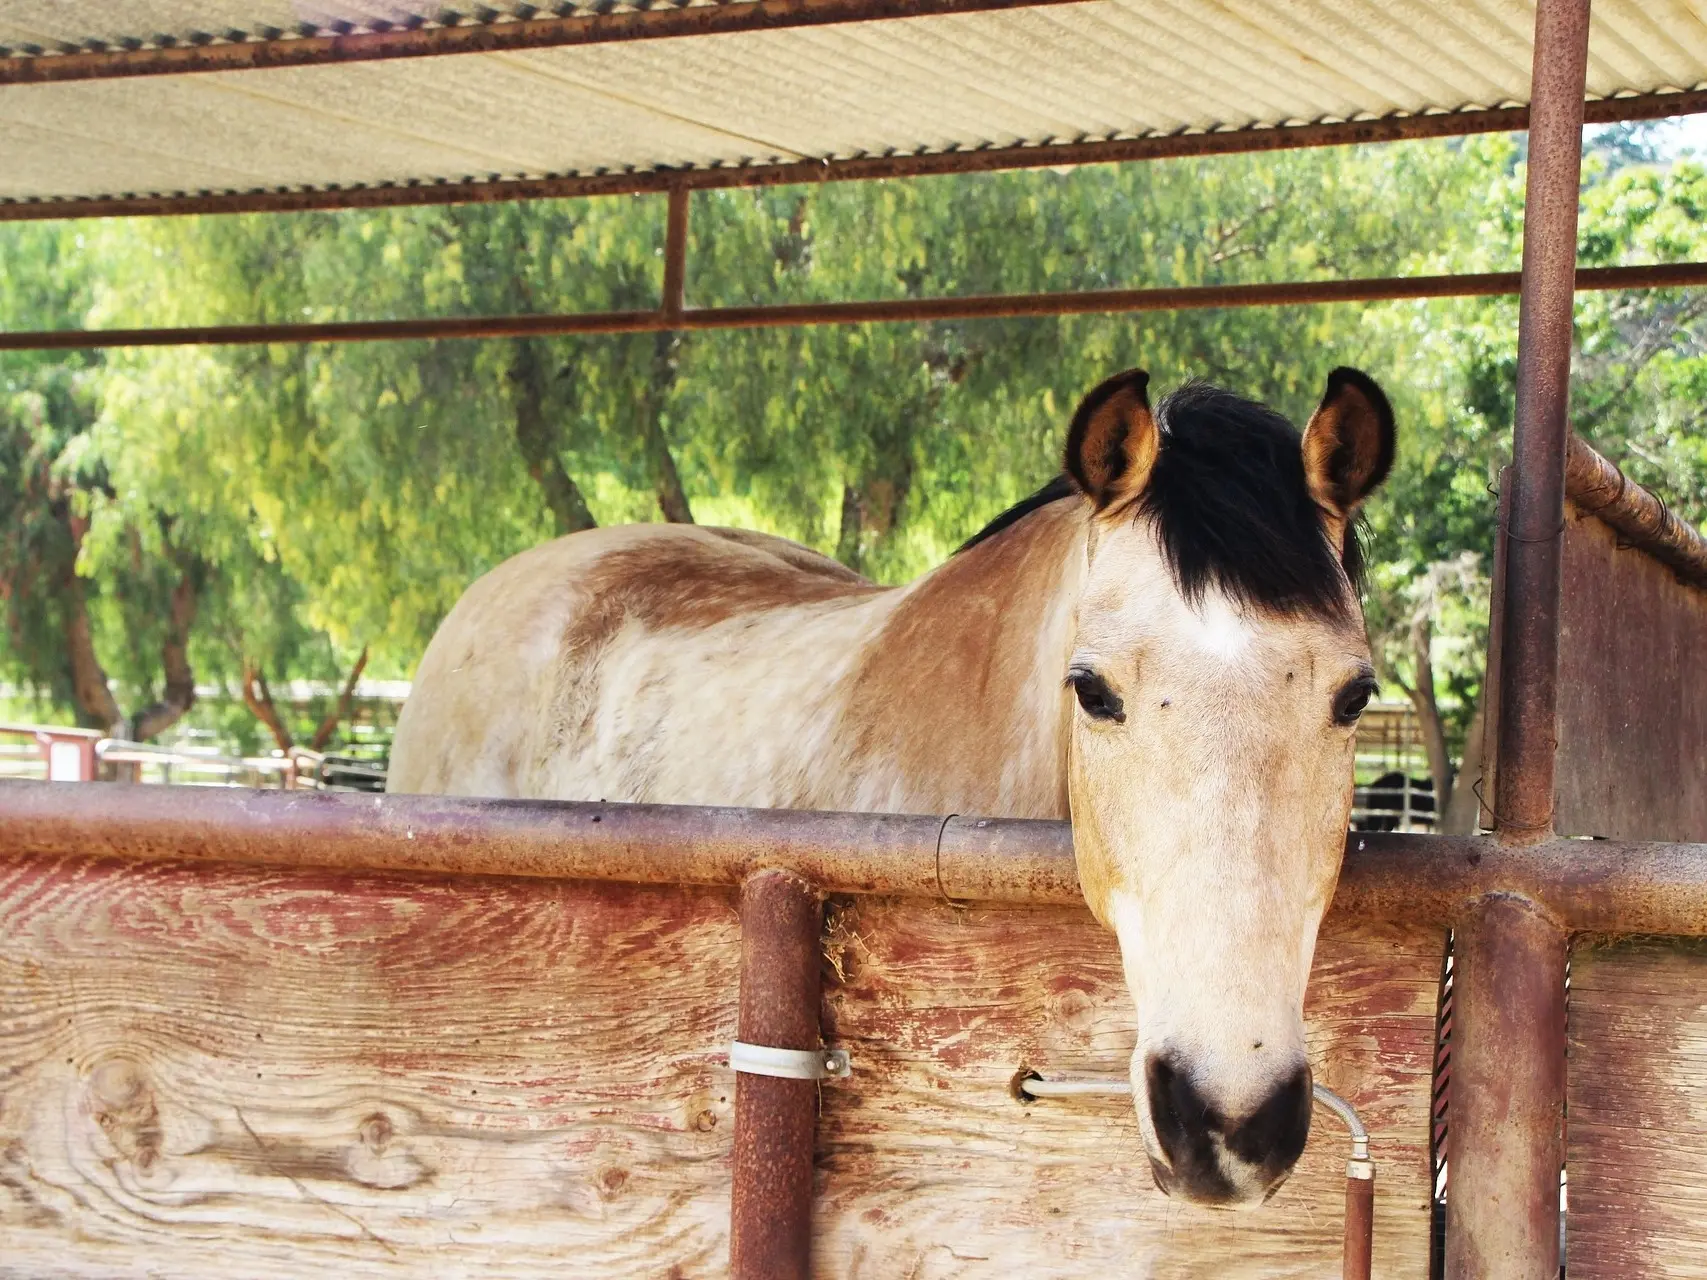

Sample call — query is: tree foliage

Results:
[2,132,1704,770]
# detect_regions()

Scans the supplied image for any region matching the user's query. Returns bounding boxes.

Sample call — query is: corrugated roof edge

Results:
[0,0,1084,84]
[3,87,1703,223]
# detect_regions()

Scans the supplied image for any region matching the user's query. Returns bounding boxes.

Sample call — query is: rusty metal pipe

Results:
[6,262,1707,351]
[1566,433,1707,588]
[662,185,690,325]
[6,91,1707,223]
[1444,894,1568,1280]
[13,783,1707,933]
[731,869,825,1280]
[1494,0,1591,843]
[1343,1172,1374,1280]
[0,0,1082,86]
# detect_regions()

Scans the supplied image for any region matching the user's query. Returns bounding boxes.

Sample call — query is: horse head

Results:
[1061,366,1394,1206]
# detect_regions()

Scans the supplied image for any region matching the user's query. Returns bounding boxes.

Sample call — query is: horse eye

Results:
[1067,670,1126,724]
[1333,677,1377,726]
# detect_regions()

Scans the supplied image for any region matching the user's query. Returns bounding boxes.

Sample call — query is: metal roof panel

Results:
[0,1,1701,211]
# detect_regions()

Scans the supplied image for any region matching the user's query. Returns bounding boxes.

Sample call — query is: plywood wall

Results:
[1556,505,1707,842]
[0,855,742,1278]
[1568,938,1707,1279]
[0,853,1443,1277]
[816,899,1441,1279]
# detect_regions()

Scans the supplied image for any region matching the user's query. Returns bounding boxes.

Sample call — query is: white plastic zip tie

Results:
[729,1041,852,1081]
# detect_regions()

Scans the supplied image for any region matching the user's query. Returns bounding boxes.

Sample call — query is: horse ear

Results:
[1064,369,1159,513]
[1301,367,1395,521]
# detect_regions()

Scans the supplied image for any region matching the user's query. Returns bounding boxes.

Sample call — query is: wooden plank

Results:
[1567,939,1707,1278]
[1556,504,1707,841]
[817,899,1442,1277]
[0,854,1442,1276]
[0,854,742,1278]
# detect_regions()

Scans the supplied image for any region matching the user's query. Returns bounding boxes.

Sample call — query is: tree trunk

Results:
[1441,699,1488,835]
[509,339,597,536]
[310,645,369,751]
[835,483,864,572]
[60,512,124,735]
[1404,615,1455,819]
[644,331,694,524]
[130,557,203,741]
[242,662,294,751]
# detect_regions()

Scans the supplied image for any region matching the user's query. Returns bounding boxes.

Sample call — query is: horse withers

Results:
[389,366,1395,1207]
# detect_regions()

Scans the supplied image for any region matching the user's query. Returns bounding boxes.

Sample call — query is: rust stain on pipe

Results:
[731,869,824,1280]
[1443,894,1568,1280]
[5,91,1707,223]
[6,263,1707,351]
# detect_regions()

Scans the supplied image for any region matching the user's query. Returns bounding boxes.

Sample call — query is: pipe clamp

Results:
[729,1041,851,1081]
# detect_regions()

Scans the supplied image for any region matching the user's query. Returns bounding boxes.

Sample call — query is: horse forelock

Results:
[1141,381,1361,620]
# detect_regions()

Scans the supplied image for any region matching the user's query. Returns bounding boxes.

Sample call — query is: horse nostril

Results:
[1144,1051,1233,1198]
[1225,1064,1313,1176]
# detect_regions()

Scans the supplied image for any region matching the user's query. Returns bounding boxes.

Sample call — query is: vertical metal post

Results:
[1445,896,1568,1278]
[662,183,689,326]
[1493,0,1591,840]
[1449,2,1588,1274]
[1343,1167,1374,1280]
[730,869,824,1280]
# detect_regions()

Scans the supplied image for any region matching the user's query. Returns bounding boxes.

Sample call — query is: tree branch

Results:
[309,645,369,751]
[242,661,294,752]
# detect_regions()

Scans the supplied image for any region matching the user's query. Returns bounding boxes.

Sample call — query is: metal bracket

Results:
[729,1041,852,1081]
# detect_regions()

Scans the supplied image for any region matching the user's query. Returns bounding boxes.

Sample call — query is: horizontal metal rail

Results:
[0,0,1080,85]
[6,262,1707,351]
[3,780,1707,935]
[5,90,1706,224]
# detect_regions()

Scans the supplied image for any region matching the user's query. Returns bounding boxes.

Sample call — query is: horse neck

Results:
[834,495,1088,818]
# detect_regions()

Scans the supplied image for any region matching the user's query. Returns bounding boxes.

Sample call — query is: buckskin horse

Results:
[389,366,1395,1207]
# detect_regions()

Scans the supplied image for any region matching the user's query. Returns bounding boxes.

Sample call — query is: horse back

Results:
[387,524,882,798]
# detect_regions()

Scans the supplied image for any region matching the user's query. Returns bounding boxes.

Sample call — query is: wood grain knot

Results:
[1048,986,1096,1032]
[344,1110,428,1190]
[84,1058,163,1175]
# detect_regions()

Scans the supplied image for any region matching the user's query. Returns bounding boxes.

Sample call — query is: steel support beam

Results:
[1494,0,1591,842]
[5,90,1707,224]
[662,185,691,326]
[731,869,825,1280]
[6,261,1707,352]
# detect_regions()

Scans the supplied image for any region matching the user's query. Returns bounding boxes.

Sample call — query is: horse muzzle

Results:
[1142,1051,1313,1206]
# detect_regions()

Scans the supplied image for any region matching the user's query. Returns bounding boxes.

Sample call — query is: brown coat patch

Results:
[834,495,1085,816]
[562,529,884,673]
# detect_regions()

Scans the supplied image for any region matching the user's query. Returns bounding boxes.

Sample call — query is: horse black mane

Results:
[958,379,1364,618]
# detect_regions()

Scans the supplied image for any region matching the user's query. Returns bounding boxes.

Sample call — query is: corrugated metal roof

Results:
[1,1,1702,210]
